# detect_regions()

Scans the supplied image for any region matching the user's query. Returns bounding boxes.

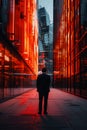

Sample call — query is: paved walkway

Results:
[0,88,87,130]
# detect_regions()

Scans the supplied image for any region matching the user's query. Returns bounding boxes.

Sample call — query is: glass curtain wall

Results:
[54,0,87,98]
[0,0,38,100]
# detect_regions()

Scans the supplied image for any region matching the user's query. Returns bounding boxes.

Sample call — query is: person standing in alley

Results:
[36,67,51,115]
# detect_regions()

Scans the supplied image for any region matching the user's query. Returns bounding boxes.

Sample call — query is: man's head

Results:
[42,67,47,73]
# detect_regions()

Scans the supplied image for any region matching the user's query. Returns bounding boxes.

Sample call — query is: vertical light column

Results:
[24,0,27,55]
[24,0,30,61]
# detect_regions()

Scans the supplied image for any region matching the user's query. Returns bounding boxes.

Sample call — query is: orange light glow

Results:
[14,0,38,78]
[5,55,9,62]
[0,52,2,57]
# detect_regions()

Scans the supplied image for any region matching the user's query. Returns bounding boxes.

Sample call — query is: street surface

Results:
[0,88,87,130]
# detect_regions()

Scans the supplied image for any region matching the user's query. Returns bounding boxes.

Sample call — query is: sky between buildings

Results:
[38,0,53,23]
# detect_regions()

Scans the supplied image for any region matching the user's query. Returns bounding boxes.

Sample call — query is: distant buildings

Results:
[38,7,53,75]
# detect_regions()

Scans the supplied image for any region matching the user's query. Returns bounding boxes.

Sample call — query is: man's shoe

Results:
[44,111,48,115]
[38,112,42,114]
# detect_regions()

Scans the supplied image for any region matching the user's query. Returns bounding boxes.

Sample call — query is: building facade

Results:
[0,0,38,99]
[54,0,87,98]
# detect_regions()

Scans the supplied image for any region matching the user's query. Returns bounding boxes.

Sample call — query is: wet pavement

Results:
[0,88,87,130]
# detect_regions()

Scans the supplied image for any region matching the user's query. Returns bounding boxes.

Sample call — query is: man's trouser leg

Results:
[39,93,43,113]
[44,93,48,113]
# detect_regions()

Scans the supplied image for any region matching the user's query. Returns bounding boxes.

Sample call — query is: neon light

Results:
[5,55,9,62]
[0,51,10,62]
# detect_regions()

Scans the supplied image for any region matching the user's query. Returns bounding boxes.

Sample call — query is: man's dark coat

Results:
[36,73,50,93]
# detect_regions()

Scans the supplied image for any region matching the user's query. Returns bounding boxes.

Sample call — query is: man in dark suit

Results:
[36,68,51,114]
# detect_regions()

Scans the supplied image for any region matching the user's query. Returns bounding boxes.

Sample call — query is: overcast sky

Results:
[39,0,53,23]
